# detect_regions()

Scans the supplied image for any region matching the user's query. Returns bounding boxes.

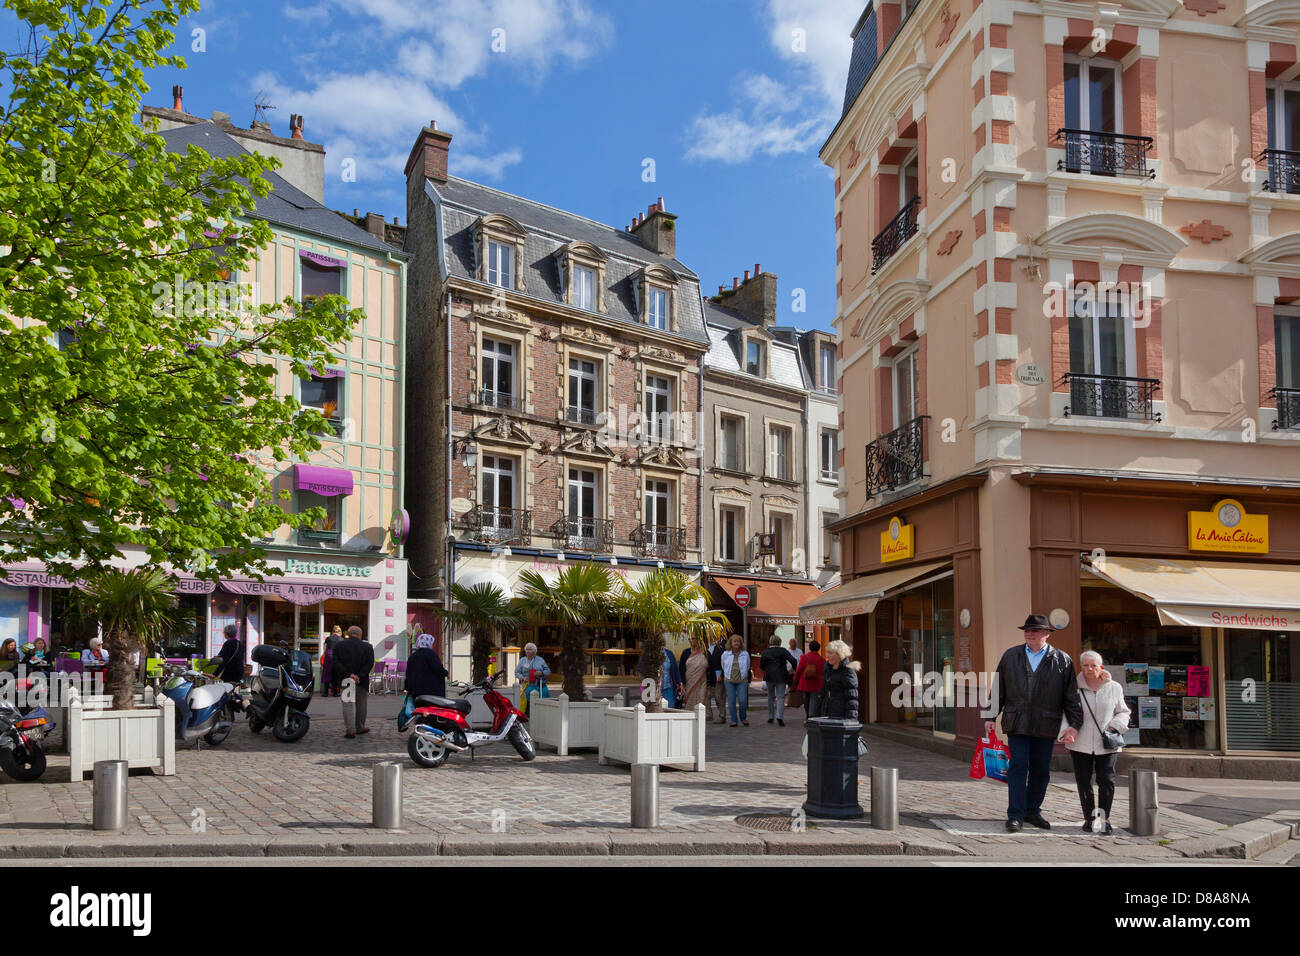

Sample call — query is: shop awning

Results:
[1085,556,1300,631]
[798,560,950,623]
[711,576,825,625]
[293,464,354,497]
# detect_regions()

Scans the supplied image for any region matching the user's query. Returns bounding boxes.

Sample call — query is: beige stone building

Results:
[811,0,1300,762]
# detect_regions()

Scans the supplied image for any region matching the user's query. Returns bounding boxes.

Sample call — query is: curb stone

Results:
[761,833,904,855]
[609,832,765,856]
[440,836,610,856]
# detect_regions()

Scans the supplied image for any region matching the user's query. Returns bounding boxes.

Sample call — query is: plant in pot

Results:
[513,562,614,701]
[614,569,726,713]
[436,581,519,683]
[72,568,182,710]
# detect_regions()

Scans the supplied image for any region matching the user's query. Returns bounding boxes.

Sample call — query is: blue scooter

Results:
[161,667,242,747]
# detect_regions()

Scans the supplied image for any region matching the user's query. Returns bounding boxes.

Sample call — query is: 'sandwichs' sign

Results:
[1187,499,1268,554]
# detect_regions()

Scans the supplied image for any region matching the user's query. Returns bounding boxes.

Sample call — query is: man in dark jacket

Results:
[333,625,375,739]
[760,636,795,726]
[986,614,1084,832]
[212,624,245,684]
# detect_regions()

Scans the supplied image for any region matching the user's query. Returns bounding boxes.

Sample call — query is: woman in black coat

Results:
[819,639,860,720]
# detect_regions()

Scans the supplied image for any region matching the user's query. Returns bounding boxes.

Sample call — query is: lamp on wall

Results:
[452,438,478,469]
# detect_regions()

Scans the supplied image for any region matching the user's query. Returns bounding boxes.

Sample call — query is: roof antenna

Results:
[252,92,276,128]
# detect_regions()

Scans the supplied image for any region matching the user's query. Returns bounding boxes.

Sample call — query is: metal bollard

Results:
[1129,769,1159,836]
[372,761,403,830]
[630,763,659,828]
[870,766,899,830]
[92,760,128,832]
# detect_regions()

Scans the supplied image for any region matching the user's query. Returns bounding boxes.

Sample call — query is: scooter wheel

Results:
[0,743,47,781]
[204,702,235,747]
[408,729,450,768]
[509,723,536,761]
[273,710,310,743]
[247,714,265,733]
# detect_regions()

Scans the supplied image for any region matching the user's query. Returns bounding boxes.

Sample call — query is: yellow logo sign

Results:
[1188,499,1268,554]
[880,516,915,563]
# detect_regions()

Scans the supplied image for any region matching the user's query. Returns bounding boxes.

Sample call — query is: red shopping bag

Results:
[970,731,1011,782]
[969,735,987,780]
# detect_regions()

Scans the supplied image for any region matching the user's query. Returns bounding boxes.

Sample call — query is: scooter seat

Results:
[415,695,471,714]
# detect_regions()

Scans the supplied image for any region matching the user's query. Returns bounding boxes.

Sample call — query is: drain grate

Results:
[735,812,796,832]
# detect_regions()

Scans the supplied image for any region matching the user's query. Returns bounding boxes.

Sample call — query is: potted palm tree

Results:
[65,568,182,779]
[597,569,726,772]
[514,563,615,754]
[436,580,520,683]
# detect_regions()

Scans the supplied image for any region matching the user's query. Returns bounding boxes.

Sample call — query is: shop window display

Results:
[1080,583,1212,750]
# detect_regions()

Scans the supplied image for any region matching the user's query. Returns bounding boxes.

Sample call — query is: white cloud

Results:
[684,0,860,164]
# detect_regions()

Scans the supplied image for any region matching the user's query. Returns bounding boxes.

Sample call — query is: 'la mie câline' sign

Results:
[1187,499,1269,554]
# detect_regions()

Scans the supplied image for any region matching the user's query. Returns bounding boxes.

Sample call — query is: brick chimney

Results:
[630,197,676,259]
[365,212,386,239]
[405,121,453,187]
[172,85,183,111]
[289,114,304,140]
[713,264,778,327]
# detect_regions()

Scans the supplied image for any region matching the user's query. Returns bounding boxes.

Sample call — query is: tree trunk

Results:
[105,627,136,711]
[638,632,665,713]
[470,632,491,683]
[560,625,588,701]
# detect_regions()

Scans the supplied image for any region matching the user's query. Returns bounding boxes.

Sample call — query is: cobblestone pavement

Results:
[0,694,1294,860]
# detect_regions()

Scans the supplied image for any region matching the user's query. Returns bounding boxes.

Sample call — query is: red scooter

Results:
[406,673,535,768]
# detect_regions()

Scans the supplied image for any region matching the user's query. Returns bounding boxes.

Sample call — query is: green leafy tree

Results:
[0,0,360,584]
[71,567,181,709]
[437,581,519,683]
[513,562,614,701]
[615,569,726,713]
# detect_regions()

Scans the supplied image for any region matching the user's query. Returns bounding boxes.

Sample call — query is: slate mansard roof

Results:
[156,122,403,257]
[430,176,709,347]
[842,4,879,120]
[701,300,807,392]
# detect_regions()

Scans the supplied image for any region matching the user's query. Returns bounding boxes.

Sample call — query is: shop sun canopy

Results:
[798,560,950,623]
[711,576,827,625]
[1084,556,1300,632]
[293,464,354,497]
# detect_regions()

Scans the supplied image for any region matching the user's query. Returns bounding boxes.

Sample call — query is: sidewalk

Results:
[1,696,1295,860]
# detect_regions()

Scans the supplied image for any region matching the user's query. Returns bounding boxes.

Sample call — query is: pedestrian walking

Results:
[1063,650,1130,835]
[986,614,1083,832]
[333,625,375,739]
[760,636,793,726]
[708,635,727,724]
[819,639,859,719]
[681,636,711,712]
[660,644,682,709]
[321,625,344,697]
[794,640,824,717]
[212,624,246,684]
[720,634,751,727]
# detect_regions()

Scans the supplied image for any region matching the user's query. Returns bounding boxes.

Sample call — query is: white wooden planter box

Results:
[529,693,607,754]
[598,703,706,771]
[452,683,520,729]
[66,687,176,782]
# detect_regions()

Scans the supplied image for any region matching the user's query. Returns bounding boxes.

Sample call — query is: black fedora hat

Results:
[1017,614,1054,631]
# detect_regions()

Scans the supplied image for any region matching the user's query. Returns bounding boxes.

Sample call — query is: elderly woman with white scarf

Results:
[1059,650,1131,835]
[404,630,448,700]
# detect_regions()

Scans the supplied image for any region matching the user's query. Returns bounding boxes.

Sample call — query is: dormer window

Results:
[648,288,668,330]
[556,241,607,314]
[746,340,765,377]
[634,264,679,331]
[487,240,513,289]
[574,265,595,310]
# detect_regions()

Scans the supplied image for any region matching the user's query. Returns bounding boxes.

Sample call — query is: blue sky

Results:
[13,0,866,331]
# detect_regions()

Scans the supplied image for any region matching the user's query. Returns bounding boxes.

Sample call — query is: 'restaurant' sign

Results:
[1188,499,1268,554]
[880,516,915,563]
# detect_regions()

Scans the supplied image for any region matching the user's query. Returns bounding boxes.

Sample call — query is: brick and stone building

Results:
[402,124,710,683]
[812,0,1300,761]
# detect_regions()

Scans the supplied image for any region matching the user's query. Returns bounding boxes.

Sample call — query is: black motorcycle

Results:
[0,679,53,781]
[245,645,313,743]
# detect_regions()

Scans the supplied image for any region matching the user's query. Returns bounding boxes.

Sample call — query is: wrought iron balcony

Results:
[1055,129,1154,179]
[630,524,685,560]
[476,388,520,412]
[549,515,614,553]
[865,415,928,497]
[1062,373,1161,421]
[459,506,532,545]
[871,195,921,274]
[1271,386,1300,430]
[567,404,598,426]
[1260,149,1300,194]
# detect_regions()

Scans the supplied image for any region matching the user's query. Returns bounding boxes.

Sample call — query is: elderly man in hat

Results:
[985,613,1084,832]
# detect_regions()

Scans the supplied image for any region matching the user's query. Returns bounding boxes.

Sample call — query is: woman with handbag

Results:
[1060,650,1131,835]
[681,636,710,711]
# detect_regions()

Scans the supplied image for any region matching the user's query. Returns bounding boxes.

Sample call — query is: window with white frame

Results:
[719,414,743,471]
[1266,83,1300,153]
[568,357,599,425]
[567,467,599,549]
[893,344,920,429]
[648,287,668,330]
[645,374,673,444]
[573,265,595,311]
[819,344,837,392]
[820,429,838,480]
[719,505,744,563]
[770,513,792,567]
[898,148,919,211]
[768,424,792,480]
[821,513,839,567]
[644,479,671,528]
[479,454,518,540]
[480,337,515,407]
[1068,286,1132,379]
[1064,56,1120,135]
[486,240,514,289]
[300,370,344,436]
